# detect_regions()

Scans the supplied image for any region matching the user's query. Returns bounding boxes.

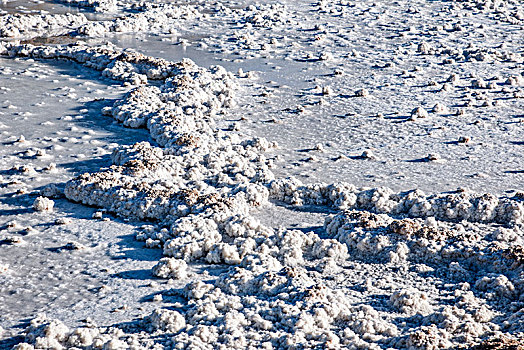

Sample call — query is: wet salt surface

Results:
[0,57,159,335]
[90,0,524,195]
[0,0,75,15]
[0,57,150,175]
[0,0,111,20]
[0,0,524,349]
[206,1,524,195]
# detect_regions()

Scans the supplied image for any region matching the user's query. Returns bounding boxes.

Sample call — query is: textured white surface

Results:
[1,0,524,349]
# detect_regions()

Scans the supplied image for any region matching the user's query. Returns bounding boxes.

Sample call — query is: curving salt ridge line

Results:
[4,41,518,227]
[0,41,215,85]
[76,3,201,37]
[3,41,524,349]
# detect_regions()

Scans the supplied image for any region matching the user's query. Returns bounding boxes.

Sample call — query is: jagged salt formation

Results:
[269,179,524,226]
[16,210,519,349]
[0,13,87,38]
[77,3,201,36]
[0,41,211,85]
[241,3,289,28]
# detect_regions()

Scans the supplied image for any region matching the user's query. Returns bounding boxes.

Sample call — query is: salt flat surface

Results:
[0,0,524,349]
[0,56,162,336]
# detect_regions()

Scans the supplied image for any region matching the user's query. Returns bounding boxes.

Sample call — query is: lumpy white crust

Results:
[2,1,524,348]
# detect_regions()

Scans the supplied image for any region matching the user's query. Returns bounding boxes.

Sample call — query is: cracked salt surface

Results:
[1,0,524,349]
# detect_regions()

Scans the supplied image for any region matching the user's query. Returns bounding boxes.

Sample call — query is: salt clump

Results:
[242,4,289,28]
[41,184,61,198]
[406,325,452,350]
[152,257,188,279]
[148,309,186,333]
[425,153,441,162]
[506,75,524,86]
[32,196,54,212]
[432,102,448,113]
[410,107,429,120]
[458,136,471,144]
[390,289,433,316]
[475,274,515,299]
[55,217,72,225]
[361,150,377,160]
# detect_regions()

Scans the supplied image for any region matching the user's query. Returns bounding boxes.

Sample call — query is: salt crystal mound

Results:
[77,3,201,37]
[32,196,54,212]
[324,209,524,274]
[74,3,285,38]
[0,41,221,85]
[14,315,132,349]
[63,65,277,222]
[0,13,88,39]
[269,180,524,226]
[14,216,519,349]
[152,257,188,279]
[240,3,289,28]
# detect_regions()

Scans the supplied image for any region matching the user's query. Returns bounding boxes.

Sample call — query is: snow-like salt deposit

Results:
[152,258,187,279]
[2,0,524,348]
[0,13,87,38]
[32,196,54,212]
[4,38,521,347]
[77,3,201,37]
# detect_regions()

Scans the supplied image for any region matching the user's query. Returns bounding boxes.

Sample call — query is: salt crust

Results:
[2,6,524,348]
[0,3,287,40]
[9,44,520,345]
